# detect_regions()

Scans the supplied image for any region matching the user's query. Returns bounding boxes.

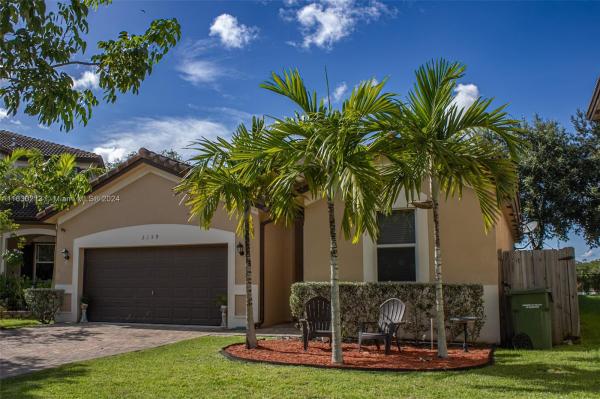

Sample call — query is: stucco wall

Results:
[495,209,515,252]
[302,188,506,286]
[263,220,296,325]
[303,198,363,282]
[435,189,499,286]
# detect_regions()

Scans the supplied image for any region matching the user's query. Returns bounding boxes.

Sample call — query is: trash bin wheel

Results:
[512,333,533,349]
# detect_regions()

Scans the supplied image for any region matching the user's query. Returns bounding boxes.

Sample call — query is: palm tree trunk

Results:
[326,195,343,364]
[430,177,448,358]
[243,205,257,349]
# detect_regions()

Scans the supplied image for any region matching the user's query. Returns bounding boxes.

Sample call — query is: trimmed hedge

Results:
[290,282,485,343]
[23,288,64,324]
[0,275,52,311]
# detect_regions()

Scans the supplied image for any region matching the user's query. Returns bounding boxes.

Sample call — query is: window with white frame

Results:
[376,209,416,281]
[34,243,55,281]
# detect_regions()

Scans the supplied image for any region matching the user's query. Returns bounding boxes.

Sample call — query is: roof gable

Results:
[37,148,190,221]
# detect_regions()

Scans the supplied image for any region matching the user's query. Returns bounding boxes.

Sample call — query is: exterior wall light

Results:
[60,248,70,260]
[236,242,245,256]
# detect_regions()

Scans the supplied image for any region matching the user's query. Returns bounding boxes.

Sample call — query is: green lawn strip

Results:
[0,319,40,329]
[578,295,600,345]
[2,296,599,399]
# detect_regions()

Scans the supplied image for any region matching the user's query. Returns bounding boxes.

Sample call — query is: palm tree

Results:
[176,118,271,349]
[252,70,395,364]
[374,59,522,358]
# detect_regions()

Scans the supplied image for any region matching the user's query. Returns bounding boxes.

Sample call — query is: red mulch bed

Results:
[222,339,493,372]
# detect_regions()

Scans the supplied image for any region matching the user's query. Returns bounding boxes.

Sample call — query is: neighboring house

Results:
[587,76,600,121]
[2,133,520,342]
[0,130,104,282]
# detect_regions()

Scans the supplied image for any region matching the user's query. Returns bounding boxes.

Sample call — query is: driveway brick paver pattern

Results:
[0,323,211,379]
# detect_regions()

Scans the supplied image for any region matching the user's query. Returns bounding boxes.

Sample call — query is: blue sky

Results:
[1,1,599,260]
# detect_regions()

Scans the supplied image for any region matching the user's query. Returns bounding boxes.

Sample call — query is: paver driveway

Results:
[0,323,211,379]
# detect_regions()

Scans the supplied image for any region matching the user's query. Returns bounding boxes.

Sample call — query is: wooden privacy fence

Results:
[498,247,580,346]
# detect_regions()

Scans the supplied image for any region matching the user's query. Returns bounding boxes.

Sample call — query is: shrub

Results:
[23,288,64,324]
[0,275,53,311]
[0,274,31,310]
[290,282,485,343]
[577,261,600,294]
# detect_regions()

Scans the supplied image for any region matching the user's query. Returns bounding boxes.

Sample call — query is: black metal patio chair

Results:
[300,296,332,351]
[358,298,406,355]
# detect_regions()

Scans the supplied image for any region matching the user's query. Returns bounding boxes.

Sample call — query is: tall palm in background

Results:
[374,59,522,358]
[250,70,396,364]
[176,118,271,349]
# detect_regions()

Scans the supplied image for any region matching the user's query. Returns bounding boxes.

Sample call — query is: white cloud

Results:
[452,83,479,111]
[209,14,258,49]
[72,71,100,90]
[0,108,22,125]
[37,124,51,130]
[332,82,347,102]
[92,117,230,163]
[287,0,393,49]
[176,59,223,85]
[577,249,596,261]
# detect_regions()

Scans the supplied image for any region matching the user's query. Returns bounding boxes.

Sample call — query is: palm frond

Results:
[260,69,324,114]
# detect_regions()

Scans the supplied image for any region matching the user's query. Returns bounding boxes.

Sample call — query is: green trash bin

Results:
[509,288,553,349]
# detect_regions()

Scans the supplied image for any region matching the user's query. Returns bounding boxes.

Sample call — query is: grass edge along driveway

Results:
[0,319,40,329]
[1,296,599,399]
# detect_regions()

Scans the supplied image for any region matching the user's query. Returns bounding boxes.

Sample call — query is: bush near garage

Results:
[23,288,64,324]
[290,282,485,343]
[0,274,53,311]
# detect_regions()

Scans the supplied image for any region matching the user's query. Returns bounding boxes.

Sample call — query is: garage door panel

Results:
[83,245,227,325]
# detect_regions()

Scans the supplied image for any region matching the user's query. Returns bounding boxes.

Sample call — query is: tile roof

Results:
[1,201,40,222]
[0,130,104,165]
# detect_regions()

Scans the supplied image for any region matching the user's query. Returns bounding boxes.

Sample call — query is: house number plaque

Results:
[141,234,160,241]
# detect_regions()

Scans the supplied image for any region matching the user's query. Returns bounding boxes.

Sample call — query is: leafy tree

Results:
[1,0,181,131]
[104,149,184,170]
[375,59,521,358]
[160,149,184,162]
[1,148,30,235]
[14,150,100,211]
[1,149,98,231]
[576,259,600,294]
[176,118,272,349]
[518,114,600,249]
[255,70,395,364]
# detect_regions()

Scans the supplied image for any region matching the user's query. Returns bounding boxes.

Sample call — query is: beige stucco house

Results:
[3,132,520,343]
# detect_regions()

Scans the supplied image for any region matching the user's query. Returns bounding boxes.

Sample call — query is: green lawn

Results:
[2,297,599,399]
[0,318,40,329]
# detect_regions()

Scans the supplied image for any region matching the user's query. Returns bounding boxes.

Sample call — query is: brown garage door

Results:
[83,245,227,325]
